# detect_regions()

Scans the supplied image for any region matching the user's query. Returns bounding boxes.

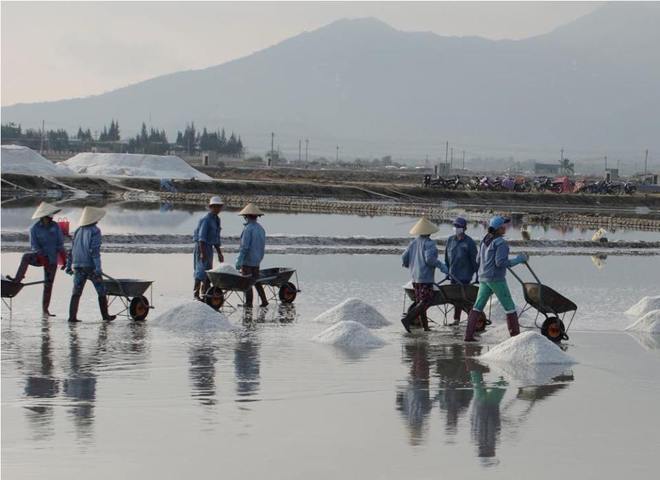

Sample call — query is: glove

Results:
[66,267,74,276]
[235,260,242,271]
[439,262,449,274]
[512,253,528,265]
[94,270,103,281]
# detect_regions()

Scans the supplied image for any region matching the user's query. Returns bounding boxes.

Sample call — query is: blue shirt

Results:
[477,235,520,282]
[71,225,102,271]
[29,221,64,265]
[401,236,448,284]
[445,234,478,284]
[193,213,221,246]
[238,220,266,267]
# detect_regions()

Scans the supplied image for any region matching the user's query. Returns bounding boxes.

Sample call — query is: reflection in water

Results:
[591,254,608,270]
[234,325,261,407]
[189,343,219,407]
[469,368,506,465]
[396,341,432,446]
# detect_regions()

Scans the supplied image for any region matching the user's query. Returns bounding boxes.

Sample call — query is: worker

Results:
[193,196,224,301]
[444,216,478,325]
[464,216,528,341]
[8,202,66,317]
[235,203,267,308]
[400,217,448,332]
[65,207,115,322]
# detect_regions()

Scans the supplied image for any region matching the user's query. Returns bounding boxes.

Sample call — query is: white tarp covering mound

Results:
[208,263,242,276]
[312,321,385,348]
[153,301,234,332]
[625,310,660,334]
[479,331,576,365]
[1,145,76,176]
[63,153,211,179]
[312,298,390,328]
[625,296,660,318]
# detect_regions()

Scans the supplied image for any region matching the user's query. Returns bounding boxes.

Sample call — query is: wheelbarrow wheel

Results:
[129,296,150,321]
[541,317,568,343]
[475,312,491,333]
[278,282,297,304]
[205,286,224,310]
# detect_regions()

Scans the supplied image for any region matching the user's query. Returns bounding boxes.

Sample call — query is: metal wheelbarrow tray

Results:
[101,275,154,321]
[2,278,46,311]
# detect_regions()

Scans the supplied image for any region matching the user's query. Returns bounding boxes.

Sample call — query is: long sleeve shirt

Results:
[477,235,522,282]
[71,225,102,271]
[237,220,266,267]
[193,213,221,246]
[401,236,448,284]
[445,234,478,284]
[29,221,64,265]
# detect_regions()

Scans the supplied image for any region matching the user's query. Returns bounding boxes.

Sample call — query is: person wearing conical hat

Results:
[192,196,224,301]
[235,203,268,308]
[8,201,66,317]
[64,207,115,322]
[400,217,448,332]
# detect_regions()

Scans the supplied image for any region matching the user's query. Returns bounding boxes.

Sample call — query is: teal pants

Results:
[473,281,516,313]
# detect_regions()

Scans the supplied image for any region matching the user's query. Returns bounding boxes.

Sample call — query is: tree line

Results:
[1,119,244,156]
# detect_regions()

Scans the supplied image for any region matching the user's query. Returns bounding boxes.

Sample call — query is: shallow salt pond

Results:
[2,252,659,479]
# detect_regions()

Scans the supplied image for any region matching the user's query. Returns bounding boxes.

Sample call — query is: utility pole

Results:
[462,150,466,170]
[604,155,608,172]
[450,147,454,172]
[645,149,649,174]
[445,141,449,167]
[336,145,339,162]
[305,138,309,162]
[40,120,45,154]
[298,139,302,162]
[270,132,275,155]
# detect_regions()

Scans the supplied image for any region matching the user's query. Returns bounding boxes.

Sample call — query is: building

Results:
[534,162,560,175]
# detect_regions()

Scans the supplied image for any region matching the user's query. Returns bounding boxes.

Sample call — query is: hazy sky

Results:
[1,1,599,106]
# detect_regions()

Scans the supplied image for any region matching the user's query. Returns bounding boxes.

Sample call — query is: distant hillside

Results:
[3,3,659,161]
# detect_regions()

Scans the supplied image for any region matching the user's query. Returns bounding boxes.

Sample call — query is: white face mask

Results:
[454,227,465,235]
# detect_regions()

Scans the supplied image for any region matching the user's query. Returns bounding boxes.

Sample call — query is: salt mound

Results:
[1,145,76,176]
[625,310,660,334]
[479,324,513,344]
[479,331,575,365]
[63,152,210,180]
[208,263,241,276]
[312,298,390,328]
[625,296,660,318]
[312,321,385,348]
[153,301,234,332]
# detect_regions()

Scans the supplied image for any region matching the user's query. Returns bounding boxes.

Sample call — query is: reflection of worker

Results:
[470,369,506,463]
[445,217,478,325]
[235,204,268,308]
[9,202,66,317]
[66,207,116,322]
[234,333,261,402]
[193,196,224,301]
[400,217,448,332]
[189,344,218,406]
[465,216,528,341]
[436,344,477,435]
[395,341,433,445]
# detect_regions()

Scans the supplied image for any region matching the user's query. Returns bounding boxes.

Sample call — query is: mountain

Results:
[3,3,659,160]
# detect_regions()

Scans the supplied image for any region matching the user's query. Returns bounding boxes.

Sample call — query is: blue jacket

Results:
[402,236,448,284]
[237,220,266,267]
[29,221,64,265]
[193,213,221,246]
[477,234,525,282]
[70,225,103,271]
[445,234,478,284]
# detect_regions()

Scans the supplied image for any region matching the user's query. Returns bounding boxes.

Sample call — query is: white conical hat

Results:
[238,203,264,216]
[409,217,439,236]
[78,206,106,227]
[31,201,62,219]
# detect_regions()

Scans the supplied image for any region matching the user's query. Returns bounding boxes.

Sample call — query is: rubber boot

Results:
[244,288,254,308]
[42,282,55,317]
[464,309,483,342]
[401,302,424,333]
[99,296,116,321]
[451,304,462,325]
[420,311,431,332]
[256,284,268,308]
[68,294,82,323]
[506,312,520,337]
[193,280,202,301]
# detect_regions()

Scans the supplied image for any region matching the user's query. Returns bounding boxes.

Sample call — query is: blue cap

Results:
[489,216,510,229]
[453,217,467,228]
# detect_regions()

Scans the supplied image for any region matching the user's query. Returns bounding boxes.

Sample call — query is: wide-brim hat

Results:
[489,216,511,229]
[209,196,224,206]
[31,201,61,220]
[79,206,106,227]
[409,217,439,236]
[238,203,264,216]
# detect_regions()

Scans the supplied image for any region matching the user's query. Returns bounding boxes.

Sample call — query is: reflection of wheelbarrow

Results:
[508,262,577,343]
[1,278,46,310]
[204,267,300,310]
[402,275,490,331]
[101,274,154,321]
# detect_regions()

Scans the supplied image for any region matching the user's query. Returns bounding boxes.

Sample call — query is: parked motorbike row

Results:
[422,175,637,195]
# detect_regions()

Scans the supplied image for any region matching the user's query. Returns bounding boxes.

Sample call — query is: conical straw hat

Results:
[31,201,62,220]
[238,203,264,216]
[78,206,106,227]
[409,217,439,236]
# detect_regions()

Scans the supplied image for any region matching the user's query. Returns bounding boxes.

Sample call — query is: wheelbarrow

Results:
[101,274,154,321]
[203,267,301,310]
[1,277,46,310]
[508,262,577,342]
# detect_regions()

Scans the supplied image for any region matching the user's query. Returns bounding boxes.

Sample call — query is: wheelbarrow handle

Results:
[102,272,127,297]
